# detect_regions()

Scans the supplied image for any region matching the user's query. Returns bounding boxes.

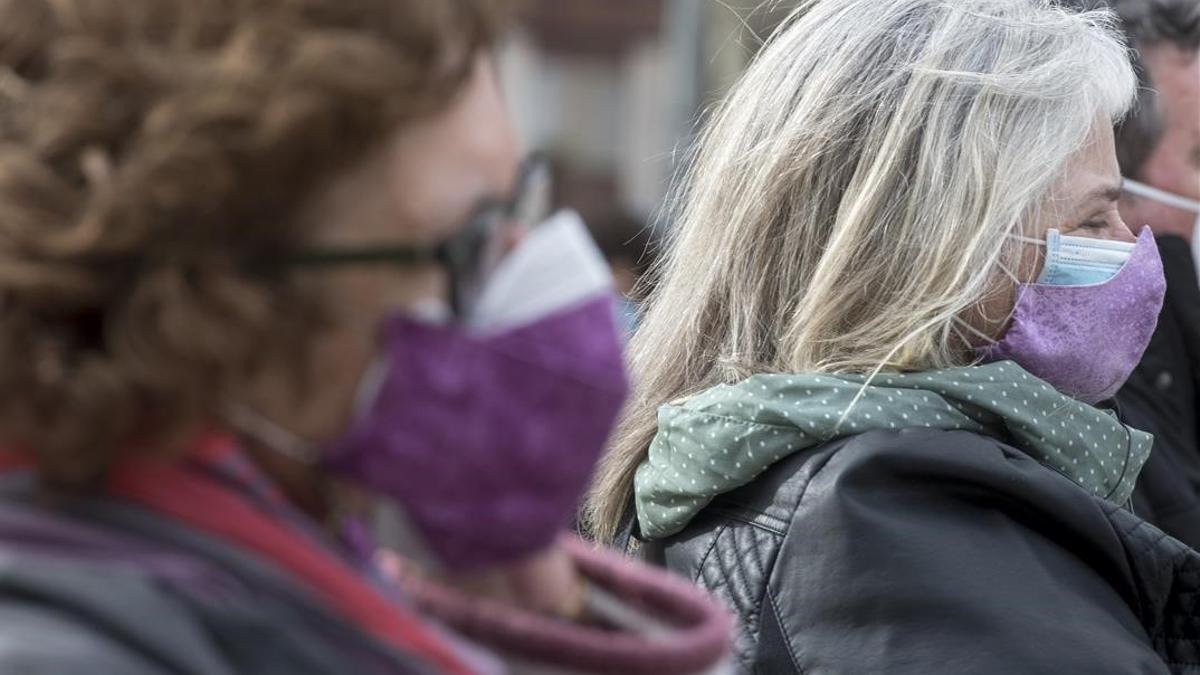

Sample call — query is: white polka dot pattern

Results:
[634,361,1153,539]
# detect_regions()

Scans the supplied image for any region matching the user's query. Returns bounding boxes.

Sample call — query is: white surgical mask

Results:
[1123,178,1200,281]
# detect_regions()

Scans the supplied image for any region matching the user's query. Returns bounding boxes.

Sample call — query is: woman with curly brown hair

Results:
[0,1,730,673]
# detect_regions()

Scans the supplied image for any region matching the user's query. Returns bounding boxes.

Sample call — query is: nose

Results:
[1112,220,1138,243]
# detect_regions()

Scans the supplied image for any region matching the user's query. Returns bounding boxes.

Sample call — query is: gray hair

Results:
[586,0,1136,542]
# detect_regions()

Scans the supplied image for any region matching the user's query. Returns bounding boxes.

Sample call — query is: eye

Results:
[1077,219,1108,232]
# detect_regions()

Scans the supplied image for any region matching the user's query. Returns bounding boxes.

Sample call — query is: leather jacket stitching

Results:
[693,522,729,584]
[766,590,805,674]
[705,507,787,537]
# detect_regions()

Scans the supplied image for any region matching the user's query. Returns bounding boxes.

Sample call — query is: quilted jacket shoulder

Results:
[639,427,1200,674]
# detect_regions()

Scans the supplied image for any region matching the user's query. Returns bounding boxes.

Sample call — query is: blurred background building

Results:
[499,0,798,252]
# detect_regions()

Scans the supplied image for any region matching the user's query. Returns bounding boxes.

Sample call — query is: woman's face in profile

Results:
[970,121,1138,343]
[1042,122,1137,244]
[244,56,522,453]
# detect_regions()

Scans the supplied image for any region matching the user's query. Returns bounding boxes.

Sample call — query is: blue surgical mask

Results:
[1021,229,1137,286]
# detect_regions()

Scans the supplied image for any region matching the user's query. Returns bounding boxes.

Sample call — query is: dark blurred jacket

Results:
[0,440,734,675]
[0,472,441,675]
[1124,236,1200,549]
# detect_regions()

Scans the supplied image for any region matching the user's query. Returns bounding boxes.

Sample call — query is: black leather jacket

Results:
[631,428,1200,673]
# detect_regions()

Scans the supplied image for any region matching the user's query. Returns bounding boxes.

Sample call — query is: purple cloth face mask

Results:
[979,227,1165,404]
[321,212,630,572]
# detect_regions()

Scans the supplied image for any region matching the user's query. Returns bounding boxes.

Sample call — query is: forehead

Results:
[1054,123,1120,199]
[303,58,521,248]
[385,60,521,242]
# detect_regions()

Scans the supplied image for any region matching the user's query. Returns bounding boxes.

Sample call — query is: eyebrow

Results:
[1076,182,1123,210]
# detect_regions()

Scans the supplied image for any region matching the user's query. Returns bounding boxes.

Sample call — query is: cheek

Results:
[303,325,378,438]
[979,282,1018,331]
[1018,241,1044,282]
[968,240,1042,338]
[956,275,1020,351]
[376,267,448,314]
[290,266,447,441]
[321,266,449,325]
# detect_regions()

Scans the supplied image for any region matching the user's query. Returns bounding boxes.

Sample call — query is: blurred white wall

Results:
[498,1,793,229]
[498,1,703,225]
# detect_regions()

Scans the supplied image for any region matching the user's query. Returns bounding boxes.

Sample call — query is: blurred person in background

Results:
[1061,0,1200,548]
[587,0,1200,671]
[589,211,656,337]
[0,1,731,673]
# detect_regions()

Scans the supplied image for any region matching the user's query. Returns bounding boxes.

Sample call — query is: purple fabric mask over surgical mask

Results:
[979,227,1165,404]
[320,211,629,572]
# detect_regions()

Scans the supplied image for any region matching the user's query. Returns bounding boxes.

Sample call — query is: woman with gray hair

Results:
[587,0,1200,671]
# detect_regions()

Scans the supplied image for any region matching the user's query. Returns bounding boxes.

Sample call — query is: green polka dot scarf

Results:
[635,361,1152,540]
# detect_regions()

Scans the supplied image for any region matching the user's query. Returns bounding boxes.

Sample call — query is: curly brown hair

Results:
[0,0,504,488]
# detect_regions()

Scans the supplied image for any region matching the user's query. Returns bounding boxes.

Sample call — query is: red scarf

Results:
[0,435,472,674]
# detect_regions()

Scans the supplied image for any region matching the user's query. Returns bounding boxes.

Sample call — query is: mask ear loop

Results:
[352,356,391,419]
[1124,179,1200,213]
[223,403,320,465]
[1123,179,1200,282]
[1009,234,1046,247]
[955,252,1028,350]
[952,316,997,347]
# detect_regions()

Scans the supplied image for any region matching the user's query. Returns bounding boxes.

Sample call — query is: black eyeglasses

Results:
[275,154,552,318]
